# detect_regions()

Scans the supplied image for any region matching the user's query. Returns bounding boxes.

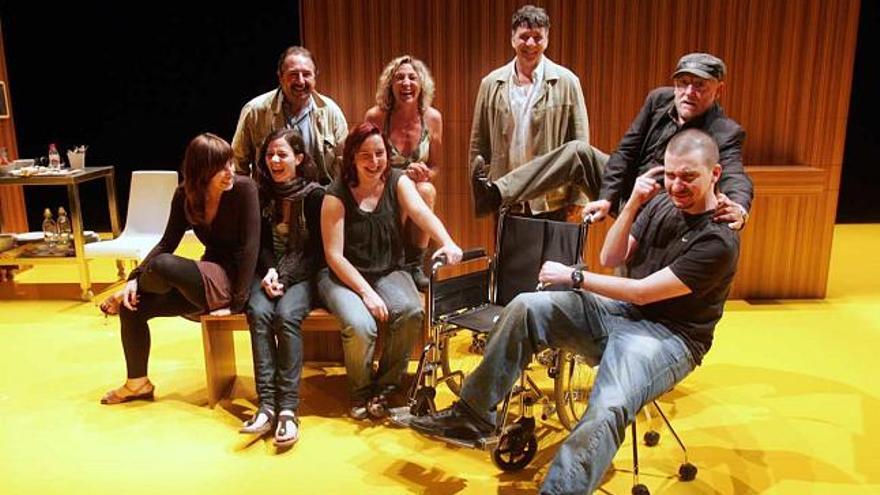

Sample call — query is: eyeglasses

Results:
[673,77,711,93]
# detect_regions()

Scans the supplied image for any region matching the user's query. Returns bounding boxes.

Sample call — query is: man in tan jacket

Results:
[232,46,348,183]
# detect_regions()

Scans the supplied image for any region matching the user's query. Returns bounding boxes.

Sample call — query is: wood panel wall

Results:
[0,21,27,233]
[302,0,860,300]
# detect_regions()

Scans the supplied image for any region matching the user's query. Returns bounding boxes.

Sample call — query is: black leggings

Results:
[119,253,207,378]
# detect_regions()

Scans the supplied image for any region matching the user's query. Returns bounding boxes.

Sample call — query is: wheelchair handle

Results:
[582,212,595,225]
[432,247,486,268]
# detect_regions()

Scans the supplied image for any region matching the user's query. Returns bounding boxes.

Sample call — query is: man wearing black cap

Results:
[475,52,753,229]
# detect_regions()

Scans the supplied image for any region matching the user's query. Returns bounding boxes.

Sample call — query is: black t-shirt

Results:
[628,193,740,363]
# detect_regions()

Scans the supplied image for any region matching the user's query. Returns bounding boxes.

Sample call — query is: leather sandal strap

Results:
[276,413,299,437]
[123,381,153,396]
[245,406,275,426]
[278,412,299,426]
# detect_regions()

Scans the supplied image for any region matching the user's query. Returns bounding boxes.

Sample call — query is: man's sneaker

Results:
[471,155,502,218]
[409,401,494,442]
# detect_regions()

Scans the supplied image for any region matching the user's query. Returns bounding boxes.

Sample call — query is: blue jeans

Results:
[246,278,312,411]
[458,291,696,495]
[317,267,424,402]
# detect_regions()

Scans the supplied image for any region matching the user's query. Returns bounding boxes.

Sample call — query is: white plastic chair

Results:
[85,170,179,279]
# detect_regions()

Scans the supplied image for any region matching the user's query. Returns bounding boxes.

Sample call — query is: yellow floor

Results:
[0,225,878,494]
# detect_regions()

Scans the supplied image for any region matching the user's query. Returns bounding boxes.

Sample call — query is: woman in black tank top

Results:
[318,122,461,420]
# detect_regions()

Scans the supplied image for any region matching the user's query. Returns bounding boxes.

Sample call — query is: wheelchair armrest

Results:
[461,247,487,262]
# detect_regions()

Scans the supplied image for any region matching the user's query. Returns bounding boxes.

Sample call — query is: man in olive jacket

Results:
[469,5,603,221]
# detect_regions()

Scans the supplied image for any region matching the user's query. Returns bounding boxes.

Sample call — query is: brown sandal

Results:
[100,381,155,405]
[99,291,124,317]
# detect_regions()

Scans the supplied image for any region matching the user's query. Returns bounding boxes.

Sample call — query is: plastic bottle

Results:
[48,143,61,169]
[42,208,58,252]
[56,207,71,250]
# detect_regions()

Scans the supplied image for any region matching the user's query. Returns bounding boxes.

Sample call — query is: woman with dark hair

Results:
[318,122,461,420]
[365,55,443,289]
[239,129,324,446]
[99,133,260,405]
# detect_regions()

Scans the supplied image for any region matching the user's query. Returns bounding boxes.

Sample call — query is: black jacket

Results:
[599,87,753,215]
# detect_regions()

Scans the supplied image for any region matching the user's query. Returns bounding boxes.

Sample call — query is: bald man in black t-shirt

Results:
[410,129,740,494]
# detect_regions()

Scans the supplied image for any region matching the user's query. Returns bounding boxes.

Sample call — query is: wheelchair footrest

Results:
[389,409,499,451]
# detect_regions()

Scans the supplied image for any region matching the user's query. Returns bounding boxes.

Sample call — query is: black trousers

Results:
[119,253,207,378]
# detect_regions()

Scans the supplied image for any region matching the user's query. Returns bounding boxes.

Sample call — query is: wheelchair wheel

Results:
[554,350,596,430]
[491,422,538,472]
[439,328,488,396]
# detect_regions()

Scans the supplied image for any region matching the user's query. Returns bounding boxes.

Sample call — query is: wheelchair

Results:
[396,210,594,471]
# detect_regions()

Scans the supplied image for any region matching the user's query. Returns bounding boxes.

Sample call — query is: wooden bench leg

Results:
[201,321,237,408]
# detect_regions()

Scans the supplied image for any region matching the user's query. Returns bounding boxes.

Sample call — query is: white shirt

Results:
[507,57,545,170]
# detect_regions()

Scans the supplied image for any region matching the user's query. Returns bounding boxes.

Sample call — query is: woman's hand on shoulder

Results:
[406,162,431,183]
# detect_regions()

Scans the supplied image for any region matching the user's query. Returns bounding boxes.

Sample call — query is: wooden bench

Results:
[200,309,342,408]
[200,300,427,408]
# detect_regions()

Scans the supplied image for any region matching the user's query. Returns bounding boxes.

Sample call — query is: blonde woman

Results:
[365,55,442,289]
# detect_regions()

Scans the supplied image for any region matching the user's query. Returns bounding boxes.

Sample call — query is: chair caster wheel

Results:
[491,418,537,472]
[679,462,698,481]
[643,429,660,446]
[491,432,537,472]
[632,483,650,495]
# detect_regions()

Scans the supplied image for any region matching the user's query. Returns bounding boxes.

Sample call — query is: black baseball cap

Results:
[672,53,726,80]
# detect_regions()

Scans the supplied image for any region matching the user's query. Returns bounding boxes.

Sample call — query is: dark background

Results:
[1,0,877,230]
[0,1,301,230]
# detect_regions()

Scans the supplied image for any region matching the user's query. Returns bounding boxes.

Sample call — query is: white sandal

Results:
[274,411,299,447]
[239,407,275,435]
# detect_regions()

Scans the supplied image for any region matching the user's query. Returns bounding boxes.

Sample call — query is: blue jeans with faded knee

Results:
[458,291,695,495]
[317,267,424,402]
[246,278,311,412]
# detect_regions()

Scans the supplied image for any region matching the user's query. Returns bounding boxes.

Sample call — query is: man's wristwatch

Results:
[571,269,584,290]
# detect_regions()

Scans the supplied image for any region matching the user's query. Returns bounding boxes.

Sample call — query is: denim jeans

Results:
[317,267,424,402]
[458,291,696,495]
[246,278,311,411]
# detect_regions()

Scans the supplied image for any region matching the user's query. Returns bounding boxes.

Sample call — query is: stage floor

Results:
[1,224,878,494]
